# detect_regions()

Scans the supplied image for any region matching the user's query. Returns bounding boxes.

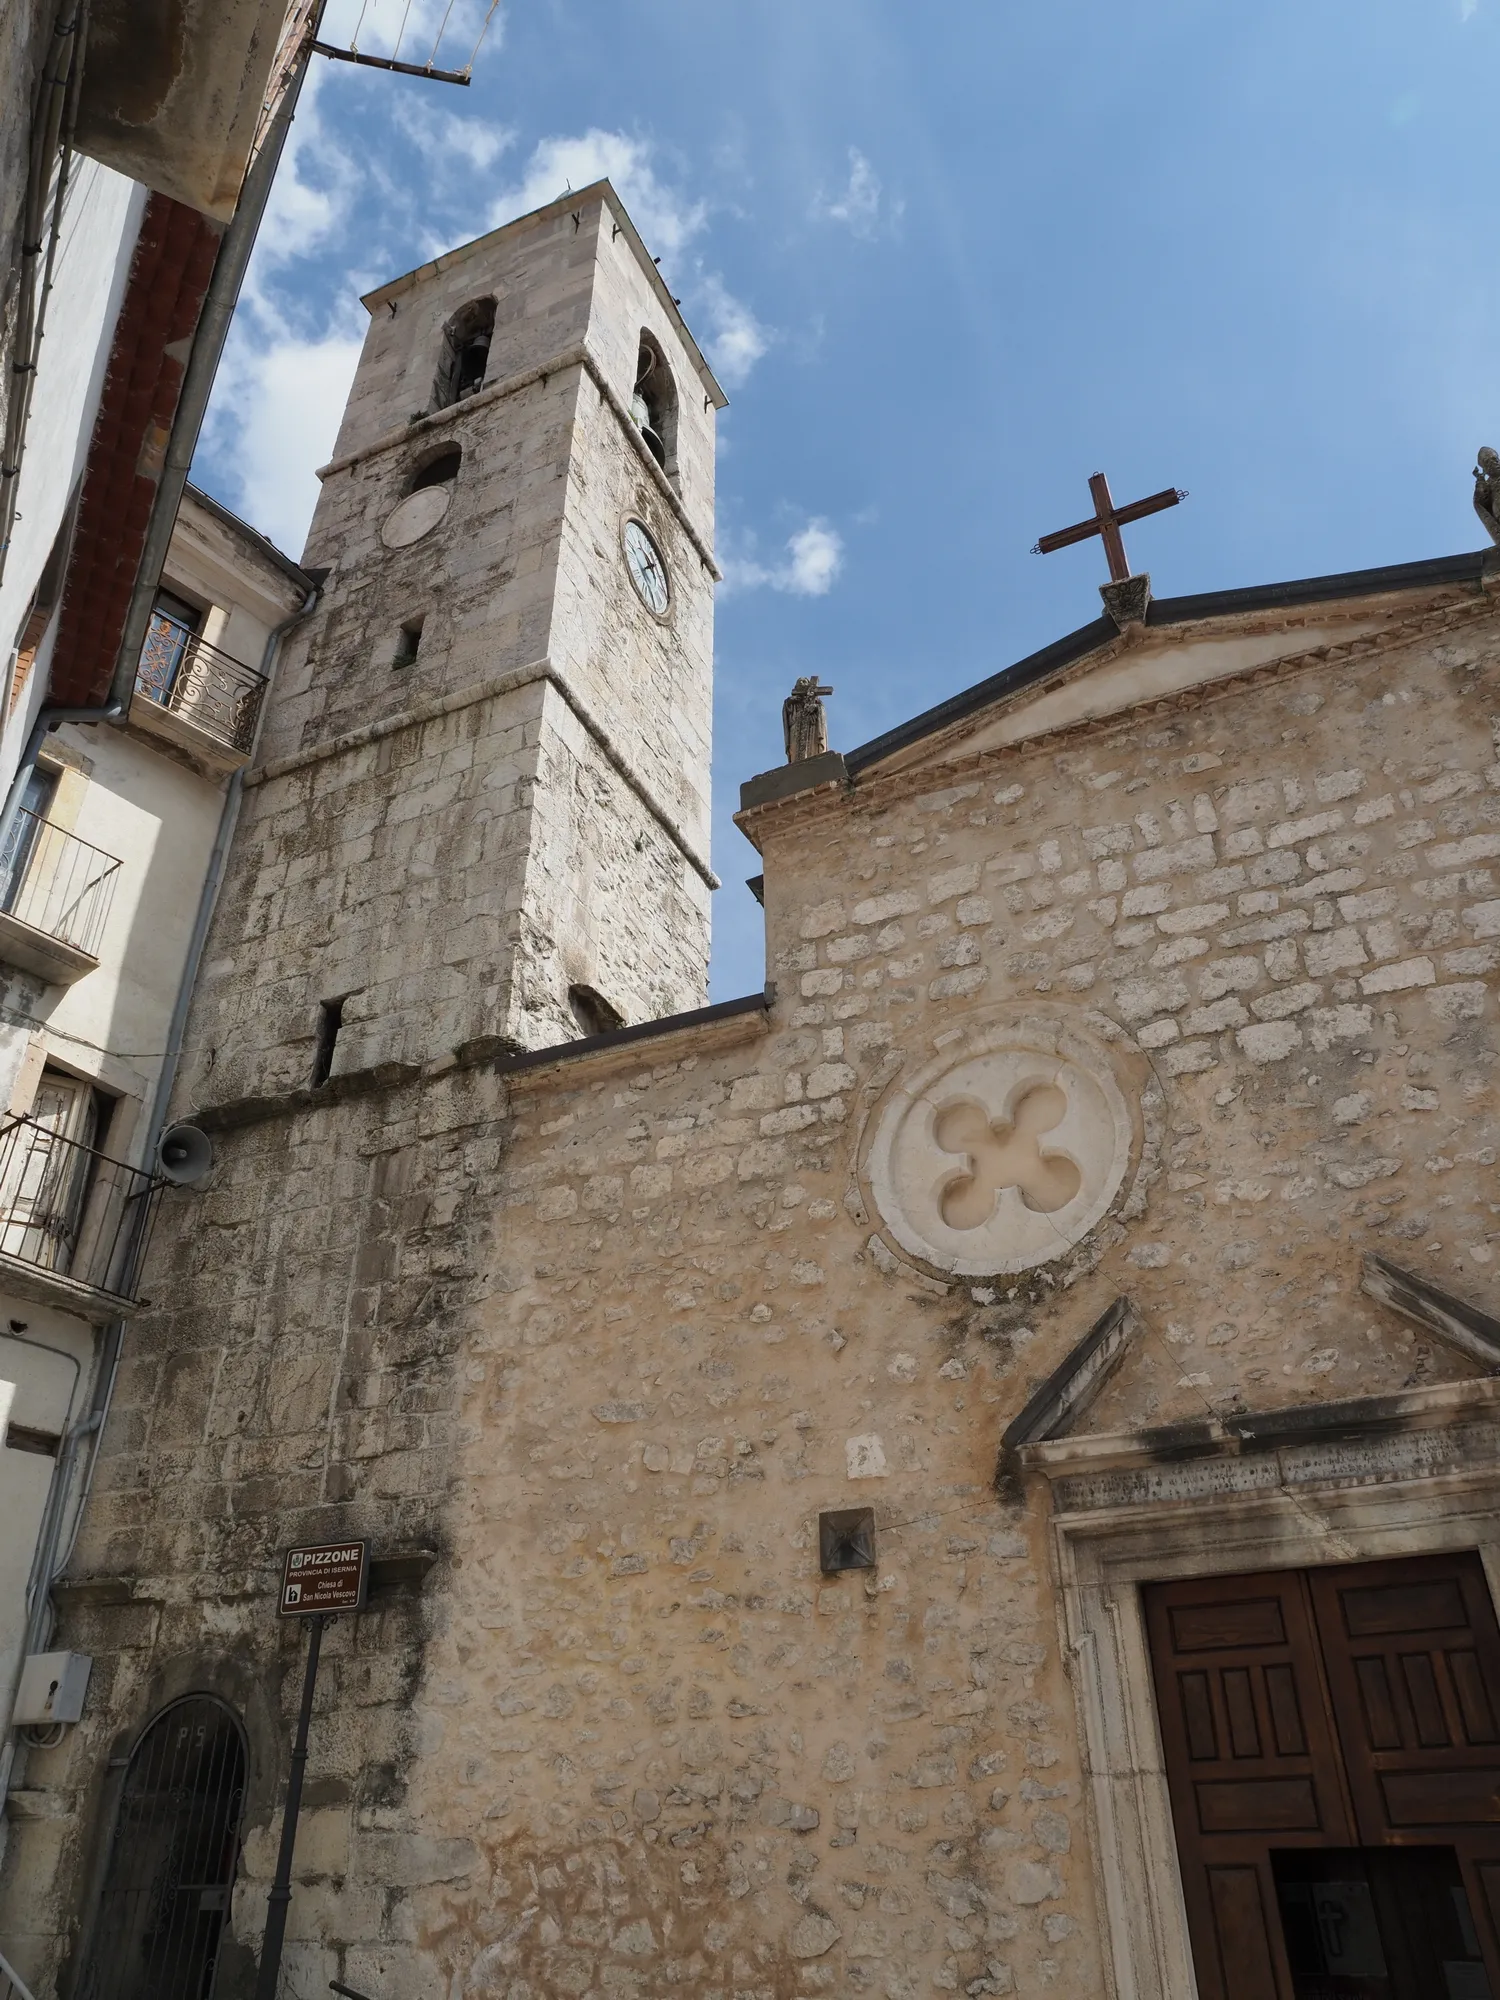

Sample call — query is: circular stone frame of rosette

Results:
[862,1010,1147,1280]
[380,484,452,550]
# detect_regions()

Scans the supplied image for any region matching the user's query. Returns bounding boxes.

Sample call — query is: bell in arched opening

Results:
[631,336,677,475]
[432,297,496,412]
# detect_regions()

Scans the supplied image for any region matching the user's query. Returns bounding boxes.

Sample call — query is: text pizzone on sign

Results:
[278,1541,369,1616]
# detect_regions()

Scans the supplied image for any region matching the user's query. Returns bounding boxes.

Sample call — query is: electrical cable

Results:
[462,0,501,72]
[425,0,458,66]
[390,0,416,63]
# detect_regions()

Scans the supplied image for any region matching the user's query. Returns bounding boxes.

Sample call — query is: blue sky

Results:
[194,0,1500,1001]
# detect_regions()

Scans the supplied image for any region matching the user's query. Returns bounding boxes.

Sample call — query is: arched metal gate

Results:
[80,1696,246,2000]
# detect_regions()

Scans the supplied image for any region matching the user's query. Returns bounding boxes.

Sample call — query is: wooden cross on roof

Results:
[1032,471,1187,583]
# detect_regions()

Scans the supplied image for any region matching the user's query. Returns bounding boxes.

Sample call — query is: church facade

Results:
[7,181,1500,2000]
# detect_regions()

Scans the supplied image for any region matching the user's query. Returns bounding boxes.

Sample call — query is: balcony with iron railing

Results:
[0,1114,161,1320]
[132,611,268,767]
[0,810,121,985]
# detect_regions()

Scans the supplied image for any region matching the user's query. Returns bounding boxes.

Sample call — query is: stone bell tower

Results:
[181,181,724,1103]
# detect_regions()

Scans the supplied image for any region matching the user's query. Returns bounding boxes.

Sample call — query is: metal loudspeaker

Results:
[156,1123,213,1187]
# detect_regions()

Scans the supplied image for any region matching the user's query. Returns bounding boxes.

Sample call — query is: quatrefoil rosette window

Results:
[863,1015,1142,1279]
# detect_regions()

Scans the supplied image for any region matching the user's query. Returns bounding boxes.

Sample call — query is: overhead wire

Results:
[425,0,458,66]
[390,0,416,63]
[463,0,502,73]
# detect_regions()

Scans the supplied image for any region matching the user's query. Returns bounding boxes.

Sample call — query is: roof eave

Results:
[845,546,1500,780]
[360,180,728,411]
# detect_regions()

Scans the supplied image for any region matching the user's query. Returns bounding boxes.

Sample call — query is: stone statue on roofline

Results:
[1474,447,1500,547]
[783,677,834,763]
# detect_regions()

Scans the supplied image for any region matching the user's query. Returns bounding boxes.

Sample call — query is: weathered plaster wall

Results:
[14,592,1500,1998]
[0,162,144,796]
[0,1311,93,1746]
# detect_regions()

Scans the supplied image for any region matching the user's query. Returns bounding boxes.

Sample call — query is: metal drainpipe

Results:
[102,17,324,717]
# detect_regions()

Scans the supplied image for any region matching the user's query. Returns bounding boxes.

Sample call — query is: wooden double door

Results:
[1146,1553,1500,1999]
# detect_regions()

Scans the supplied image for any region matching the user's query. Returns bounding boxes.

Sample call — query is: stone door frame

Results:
[1022,1377,1500,2000]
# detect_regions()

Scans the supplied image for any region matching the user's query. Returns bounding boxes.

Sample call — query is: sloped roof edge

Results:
[181,481,315,591]
[361,180,727,410]
[845,547,1493,779]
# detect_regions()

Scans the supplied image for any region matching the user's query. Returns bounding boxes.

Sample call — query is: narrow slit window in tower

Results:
[393,616,424,669]
[312,997,345,1086]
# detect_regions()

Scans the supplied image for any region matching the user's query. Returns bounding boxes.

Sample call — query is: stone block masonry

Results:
[13,601,1500,1999]
[176,185,720,1105]
[15,202,1500,2000]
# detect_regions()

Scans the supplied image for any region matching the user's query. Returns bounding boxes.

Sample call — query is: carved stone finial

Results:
[1476,448,1500,548]
[783,677,834,763]
[1099,572,1151,632]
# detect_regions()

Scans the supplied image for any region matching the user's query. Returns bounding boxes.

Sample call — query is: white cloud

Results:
[1461,0,1478,19]
[489,130,771,389]
[199,112,771,553]
[722,519,844,598]
[490,130,706,266]
[207,327,364,557]
[247,68,358,277]
[814,148,885,238]
[697,274,769,390]
[786,520,843,594]
[393,98,514,173]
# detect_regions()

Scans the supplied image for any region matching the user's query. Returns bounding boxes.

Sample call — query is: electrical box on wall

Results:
[14,1650,91,1725]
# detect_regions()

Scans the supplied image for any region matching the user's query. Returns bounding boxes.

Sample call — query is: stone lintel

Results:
[51,1577,147,1607]
[1021,1375,1500,1502]
[369,1550,441,1596]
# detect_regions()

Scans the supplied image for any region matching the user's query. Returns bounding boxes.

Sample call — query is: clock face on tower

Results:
[623,517,670,616]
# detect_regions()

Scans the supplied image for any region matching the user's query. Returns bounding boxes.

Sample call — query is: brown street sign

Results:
[278,1540,368,1616]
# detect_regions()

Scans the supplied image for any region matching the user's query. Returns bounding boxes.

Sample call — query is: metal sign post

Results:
[256,1542,369,2000]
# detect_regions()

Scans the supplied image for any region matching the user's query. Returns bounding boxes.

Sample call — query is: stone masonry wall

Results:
[178,189,718,1097]
[14,597,1500,2000]
[181,658,711,1105]
[182,678,552,1101]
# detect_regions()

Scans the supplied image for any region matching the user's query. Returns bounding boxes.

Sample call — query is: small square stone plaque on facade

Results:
[819,1508,877,1574]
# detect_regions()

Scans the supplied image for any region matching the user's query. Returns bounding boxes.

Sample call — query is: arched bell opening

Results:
[432,297,495,411]
[407,442,462,493]
[631,333,678,480]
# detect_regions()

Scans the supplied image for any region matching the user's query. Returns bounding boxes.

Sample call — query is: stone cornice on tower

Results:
[359,179,729,412]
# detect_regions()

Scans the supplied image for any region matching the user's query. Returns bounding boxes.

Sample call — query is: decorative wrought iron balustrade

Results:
[0,810,120,960]
[0,1115,161,1302]
[136,613,268,755]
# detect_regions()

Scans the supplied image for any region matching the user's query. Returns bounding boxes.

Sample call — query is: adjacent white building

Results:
[0,486,310,1909]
